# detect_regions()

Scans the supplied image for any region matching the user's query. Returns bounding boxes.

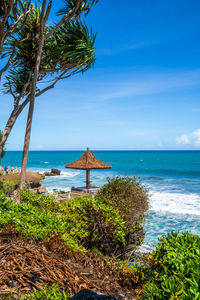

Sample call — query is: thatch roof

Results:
[64,148,112,170]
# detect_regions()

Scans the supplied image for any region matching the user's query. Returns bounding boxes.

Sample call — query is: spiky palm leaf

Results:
[3,9,96,97]
[57,0,99,17]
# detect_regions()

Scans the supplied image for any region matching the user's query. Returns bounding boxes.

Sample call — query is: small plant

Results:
[57,190,66,194]
[0,179,19,195]
[131,231,200,299]
[20,284,69,299]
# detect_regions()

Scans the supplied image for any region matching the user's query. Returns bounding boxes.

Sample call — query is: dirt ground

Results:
[0,171,43,184]
[0,229,137,299]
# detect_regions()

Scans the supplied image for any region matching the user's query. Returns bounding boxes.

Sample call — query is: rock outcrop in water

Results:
[44,168,61,176]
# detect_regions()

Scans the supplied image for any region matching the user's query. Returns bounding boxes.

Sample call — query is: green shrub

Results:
[131,231,200,299]
[96,176,148,233]
[20,284,69,299]
[0,179,19,195]
[0,179,3,190]
[57,190,66,194]
[58,196,126,252]
[20,190,55,210]
[0,192,126,254]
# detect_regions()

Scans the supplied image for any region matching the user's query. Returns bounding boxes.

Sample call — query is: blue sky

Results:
[0,0,200,150]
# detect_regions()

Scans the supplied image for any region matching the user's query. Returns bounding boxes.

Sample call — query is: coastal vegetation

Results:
[0,185,129,254]
[0,177,199,298]
[96,176,148,257]
[0,172,43,195]
[131,231,200,299]
[0,178,19,195]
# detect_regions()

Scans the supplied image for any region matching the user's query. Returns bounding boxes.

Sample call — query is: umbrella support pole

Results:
[86,169,90,189]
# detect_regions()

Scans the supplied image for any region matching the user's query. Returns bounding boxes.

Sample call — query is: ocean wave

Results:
[44,171,80,179]
[149,191,200,216]
[47,187,71,193]
[60,171,80,178]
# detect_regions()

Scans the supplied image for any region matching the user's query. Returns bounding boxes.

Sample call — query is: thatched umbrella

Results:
[64,147,112,189]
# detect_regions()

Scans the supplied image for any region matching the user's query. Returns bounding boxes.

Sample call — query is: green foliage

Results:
[0,130,6,159]
[58,196,126,251]
[57,190,66,194]
[3,6,96,98]
[57,0,99,17]
[131,231,200,299]
[20,284,69,299]
[96,176,148,234]
[20,190,55,210]
[0,179,19,195]
[0,192,126,254]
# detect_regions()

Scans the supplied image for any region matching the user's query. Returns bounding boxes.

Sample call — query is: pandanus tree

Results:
[0,0,98,192]
[0,0,32,79]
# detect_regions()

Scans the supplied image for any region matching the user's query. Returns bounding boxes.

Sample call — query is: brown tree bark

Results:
[0,145,3,165]
[0,96,30,164]
[19,0,48,191]
[0,69,68,166]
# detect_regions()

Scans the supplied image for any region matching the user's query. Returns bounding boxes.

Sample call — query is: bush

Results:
[96,176,148,232]
[0,192,126,254]
[0,179,19,195]
[58,196,126,253]
[131,231,200,299]
[95,177,148,257]
[20,190,55,209]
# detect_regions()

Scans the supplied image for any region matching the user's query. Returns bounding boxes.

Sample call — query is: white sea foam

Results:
[48,187,71,193]
[59,171,80,178]
[149,190,200,216]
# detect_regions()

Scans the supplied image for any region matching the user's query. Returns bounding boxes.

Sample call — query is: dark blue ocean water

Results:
[2,150,200,249]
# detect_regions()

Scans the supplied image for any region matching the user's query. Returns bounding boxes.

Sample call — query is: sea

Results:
[2,150,200,251]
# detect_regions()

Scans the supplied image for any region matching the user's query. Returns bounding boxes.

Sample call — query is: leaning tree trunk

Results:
[19,0,47,192]
[0,145,2,165]
[0,97,30,165]
[19,97,35,190]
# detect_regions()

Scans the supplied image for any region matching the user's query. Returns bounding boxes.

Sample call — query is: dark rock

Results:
[30,182,40,188]
[44,171,54,176]
[37,185,46,194]
[5,279,14,288]
[51,168,61,175]
[29,185,46,194]
[70,289,117,300]
[44,169,61,176]
[30,273,40,283]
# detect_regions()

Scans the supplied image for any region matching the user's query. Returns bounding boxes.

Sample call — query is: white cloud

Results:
[192,129,200,146]
[176,134,190,145]
[176,129,200,146]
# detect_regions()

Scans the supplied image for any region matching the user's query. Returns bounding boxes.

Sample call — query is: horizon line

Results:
[5,149,200,152]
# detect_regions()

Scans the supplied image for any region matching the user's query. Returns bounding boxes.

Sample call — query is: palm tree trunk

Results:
[19,98,35,189]
[0,145,2,165]
[0,97,30,165]
[19,0,47,191]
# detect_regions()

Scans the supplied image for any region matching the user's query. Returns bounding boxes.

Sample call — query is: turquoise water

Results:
[2,150,200,249]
